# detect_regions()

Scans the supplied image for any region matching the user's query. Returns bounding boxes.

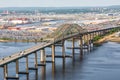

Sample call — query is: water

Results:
[0,7,101,14]
[0,42,37,58]
[0,41,120,80]
[16,20,65,27]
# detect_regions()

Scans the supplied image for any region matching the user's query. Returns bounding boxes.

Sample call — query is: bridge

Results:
[0,24,120,80]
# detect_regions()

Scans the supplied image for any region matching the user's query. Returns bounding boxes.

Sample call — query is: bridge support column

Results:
[83,35,85,44]
[52,45,55,62]
[99,31,101,36]
[62,40,65,58]
[89,33,92,51]
[52,63,56,80]
[92,33,94,39]
[3,65,8,80]
[94,32,96,37]
[95,32,97,36]
[16,60,19,78]
[26,56,29,72]
[41,66,46,80]
[83,35,87,52]
[26,56,29,80]
[97,32,99,36]
[93,32,95,38]
[40,49,46,63]
[80,36,83,56]
[84,35,86,45]
[103,30,105,35]
[34,52,38,68]
[87,34,89,51]
[98,31,101,36]
[72,38,75,58]
[101,31,103,36]
[106,30,108,34]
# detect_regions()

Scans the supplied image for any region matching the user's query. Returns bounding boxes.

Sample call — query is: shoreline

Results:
[94,32,120,45]
[0,32,120,43]
[0,39,39,43]
[0,40,10,42]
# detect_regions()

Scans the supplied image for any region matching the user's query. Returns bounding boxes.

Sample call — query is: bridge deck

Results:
[0,27,119,66]
[0,42,52,66]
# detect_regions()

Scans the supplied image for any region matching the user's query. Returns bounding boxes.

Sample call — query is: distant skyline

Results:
[0,0,120,7]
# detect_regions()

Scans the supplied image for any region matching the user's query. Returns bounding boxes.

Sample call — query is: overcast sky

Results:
[0,0,120,7]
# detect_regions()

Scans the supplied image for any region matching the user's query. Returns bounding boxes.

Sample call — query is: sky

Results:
[0,0,120,7]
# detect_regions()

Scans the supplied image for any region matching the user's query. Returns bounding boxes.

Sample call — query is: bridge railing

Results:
[0,26,120,66]
[0,42,49,63]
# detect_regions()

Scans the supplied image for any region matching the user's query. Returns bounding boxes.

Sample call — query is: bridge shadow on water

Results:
[0,40,98,80]
[32,48,95,80]
[33,41,112,80]
[1,41,120,80]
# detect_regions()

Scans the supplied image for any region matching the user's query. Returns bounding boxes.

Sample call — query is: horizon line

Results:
[0,5,119,8]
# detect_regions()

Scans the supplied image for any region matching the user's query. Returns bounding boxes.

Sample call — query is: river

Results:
[0,41,120,80]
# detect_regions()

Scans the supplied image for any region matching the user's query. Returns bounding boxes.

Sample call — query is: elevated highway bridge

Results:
[0,24,120,80]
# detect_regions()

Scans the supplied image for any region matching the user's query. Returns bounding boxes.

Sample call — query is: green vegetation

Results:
[93,35,103,42]
[93,28,120,46]
[94,28,119,42]
[108,28,119,34]
[0,37,44,43]
[0,38,12,41]
[93,35,105,46]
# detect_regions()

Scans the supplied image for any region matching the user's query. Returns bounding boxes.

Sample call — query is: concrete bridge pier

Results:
[95,32,98,36]
[89,33,92,51]
[72,38,75,59]
[52,45,55,62]
[15,56,29,80]
[62,40,66,58]
[27,52,39,79]
[83,35,86,45]
[95,31,98,36]
[41,66,46,80]
[16,60,19,79]
[34,52,38,68]
[95,32,97,37]
[40,49,46,64]
[52,62,56,80]
[26,56,29,71]
[99,31,101,36]
[95,32,97,36]
[3,65,8,80]
[104,30,107,35]
[3,63,19,80]
[91,32,94,39]
[18,56,29,80]
[105,29,109,34]
[62,56,66,73]
[93,32,96,37]
[25,52,39,79]
[103,30,106,35]
[97,31,99,36]
[79,36,83,57]
[33,52,39,80]
[82,35,85,52]
[98,31,101,36]
[87,34,90,51]
[83,34,88,52]
[101,31,104,35]
[26,56,29,80]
